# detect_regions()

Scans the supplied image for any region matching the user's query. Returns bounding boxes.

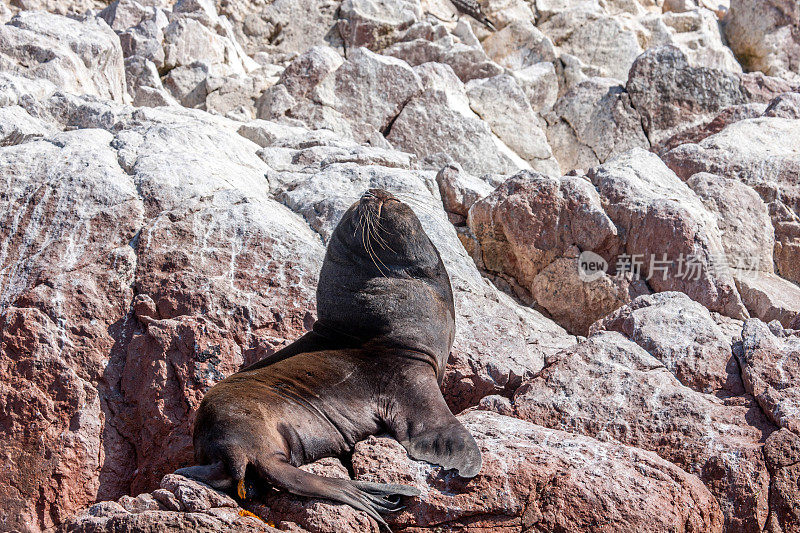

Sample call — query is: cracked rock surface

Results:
[1,0,799,532]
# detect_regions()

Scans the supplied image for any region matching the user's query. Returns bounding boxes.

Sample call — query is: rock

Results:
[117,493,160,513]
[763,428,800,532]
[238,118,338,148]
[725,0,800,83]
[532,256,650,335]
[738,71,800,102]
[589,148,748,319]
[544,77,649,172]
[162,19,228,71]
[481,20,556,71]
[467,170,653,334]
[0,129,142,531]
[386,63,528,175]
[510,61,559,113]
[118,13,168,70]
[650,8,741,72]
[161,1,257,78]
[99,0,155,32]
[686,172,775,273]
[763,91,800,118]
[469,171,619,292]
[0,12,127,103]
[345,411,724,532]
[216,0,343,57]
[64,506,275,532]
[259,46,422,143]
[626,46,752,148]
[203,72,274,117]
[513,331,773,532]
[163,63,212,108]
[465,74,559,175]
[0,99,325,529]
[125,56,181,107]
[662,117,800,285]
[658,103,765,154]
[0,105,55,146]
[592,291,744,394]
[160,474,238,512]
[539,9,643,81]
[322,47,422,140]
[435,164,494,219]
[0,72,57,107]
[740,319,800,433]
[735,272,800,327]
[337,0,421,50]
[382,19,505,82]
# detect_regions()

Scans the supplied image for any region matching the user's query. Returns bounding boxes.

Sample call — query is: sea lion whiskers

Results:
[363,209,391,277]
[392,192,441,219]
[364,202,396,253]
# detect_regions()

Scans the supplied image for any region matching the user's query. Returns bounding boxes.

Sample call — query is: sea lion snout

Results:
[361,188,396,202]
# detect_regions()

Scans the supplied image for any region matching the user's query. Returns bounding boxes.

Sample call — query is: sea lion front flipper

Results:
[385,372,482,478]
[254,456,418,531]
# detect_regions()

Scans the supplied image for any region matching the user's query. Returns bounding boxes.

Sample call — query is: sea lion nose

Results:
[362,188,395,201]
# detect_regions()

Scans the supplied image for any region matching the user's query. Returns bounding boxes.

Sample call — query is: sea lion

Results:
[176,189,482,528]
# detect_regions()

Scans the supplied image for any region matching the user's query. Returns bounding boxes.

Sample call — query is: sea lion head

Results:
[315,189,455,380]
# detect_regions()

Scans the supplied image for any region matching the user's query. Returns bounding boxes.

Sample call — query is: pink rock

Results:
[349,411,723,532]
[658,103,765,155]
[467,169,648,334]
[513,331,773,531]
[590,149,748,320]
[725,0,800,83]
[740,319,800,434]
[592,291,744,395]
[762,428,800,532]
[663,116,800,285]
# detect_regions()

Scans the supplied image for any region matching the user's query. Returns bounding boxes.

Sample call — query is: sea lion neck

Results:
[314,193,456,380]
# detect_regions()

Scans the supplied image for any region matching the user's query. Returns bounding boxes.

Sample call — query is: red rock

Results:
[513,331,773,531]
[658,103,765,155]
[592,291,744,395]
[740,319,800,434]
[467,169,649,335]
[763,429,800,532]
[590,149,748,320]
[351,411,724,532]
[662,116,800,285]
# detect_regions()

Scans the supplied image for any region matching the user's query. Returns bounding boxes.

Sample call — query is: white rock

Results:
[0,12,128,103]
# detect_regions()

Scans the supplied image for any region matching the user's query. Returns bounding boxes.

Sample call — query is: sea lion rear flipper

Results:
[386,373,482,478]
[174,462,234,491]
[255,456,418,531]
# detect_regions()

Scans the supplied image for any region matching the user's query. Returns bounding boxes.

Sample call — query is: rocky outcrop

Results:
[725,0,800,83]
[467,169,650,335]
[593,292,743,394]
[590,149,748,319]
[3,1,800,532]
[740,320,800,434]
[0,12,127,103]
[512,331,773,532]
[66,411,725,532]
[545,77,650,171]
[663,115,800,285]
